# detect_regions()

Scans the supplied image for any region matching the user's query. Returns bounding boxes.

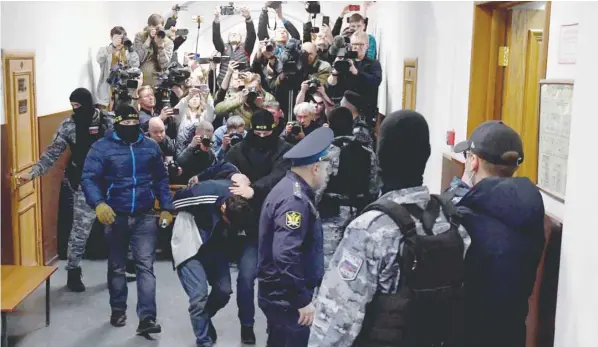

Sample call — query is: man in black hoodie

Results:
[224,108,292,344]
[450,121,545,347]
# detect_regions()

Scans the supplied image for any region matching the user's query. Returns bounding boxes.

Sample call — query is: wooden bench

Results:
[1,265,57,347]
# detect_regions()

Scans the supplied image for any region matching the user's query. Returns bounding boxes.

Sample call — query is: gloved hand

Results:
[160,211,173,228]
[96,202,116,225]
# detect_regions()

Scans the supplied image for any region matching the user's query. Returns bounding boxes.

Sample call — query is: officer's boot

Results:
[241,325,256,345]
[67,267,86,292]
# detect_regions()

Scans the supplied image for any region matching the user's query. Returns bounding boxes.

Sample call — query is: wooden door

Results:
[402,58,418,110]
[2,51,43,266]
[500,7,546,182]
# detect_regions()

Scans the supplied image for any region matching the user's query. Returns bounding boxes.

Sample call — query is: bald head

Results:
[148,117,166,143]
[302,42,318,65]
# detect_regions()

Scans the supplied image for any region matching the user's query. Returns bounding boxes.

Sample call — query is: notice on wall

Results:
[558,23,579,64]
[537,80,574,201]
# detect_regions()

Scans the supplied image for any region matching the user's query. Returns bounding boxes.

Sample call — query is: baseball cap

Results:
[453,121,524,166]
[113,105,139,124]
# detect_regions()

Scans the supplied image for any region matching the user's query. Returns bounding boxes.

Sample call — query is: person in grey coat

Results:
[96,26,140,108]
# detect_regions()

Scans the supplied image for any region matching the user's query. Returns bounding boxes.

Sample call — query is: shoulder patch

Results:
[337,250,364,281]
[285,211,302,230]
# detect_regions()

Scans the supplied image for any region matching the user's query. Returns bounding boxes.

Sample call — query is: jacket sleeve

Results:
[214,95,243,115]
[272,197,313,308]
[157,38,174,71]
[283,20,301,41]
[252,148,292,203]
[332,17,343,37]
[303,22,312,43]
[97,45,111,64]
[172,184,218,212]
[30,121,70,178]
[257,7,270,41]
[308,221,380,347]
[176,146,196,169]
[213,22,225,54]
[366,35,377,61]
[151,143,173,211]
[357,60,382,87]
[313,61,332,86]
[128,50,141,68]
[134,32,149,63]
[81,144,106,209]
[244,19,257,57]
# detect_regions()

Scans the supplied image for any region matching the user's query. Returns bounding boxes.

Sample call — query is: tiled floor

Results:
[4,260,267,347]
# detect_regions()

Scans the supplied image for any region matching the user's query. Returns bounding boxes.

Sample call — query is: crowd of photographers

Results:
[18,2,549,347]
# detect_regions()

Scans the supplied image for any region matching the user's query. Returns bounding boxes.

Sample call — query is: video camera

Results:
[280,41,307,76]
[307,78,320,94]
[305,1,321,14]
[220,2,240,16]
[155,64,191,108]
[107,65,141,108]
[333,48,358,74]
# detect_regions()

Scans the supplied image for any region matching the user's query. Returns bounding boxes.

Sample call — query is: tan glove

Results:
[96,202,116,225]
[160,211,173,228]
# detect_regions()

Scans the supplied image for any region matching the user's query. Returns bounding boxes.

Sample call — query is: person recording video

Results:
[213,6,256,87]
[134,14,174,87]
[138,85,179,141]
[96,26,140,110]
[251,39,283,95]
[215,73,275,127]
[212,115,247,162]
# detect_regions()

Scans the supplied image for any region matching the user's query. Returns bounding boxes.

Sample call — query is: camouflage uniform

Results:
[308,186,471,347]
[29,110,113,271]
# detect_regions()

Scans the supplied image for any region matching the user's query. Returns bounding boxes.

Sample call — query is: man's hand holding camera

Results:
[349,59,358,75]
[240,6,251,20]
[191,135,212,152]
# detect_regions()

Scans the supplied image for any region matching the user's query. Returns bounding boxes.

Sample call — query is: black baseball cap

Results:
[454,121,524,166]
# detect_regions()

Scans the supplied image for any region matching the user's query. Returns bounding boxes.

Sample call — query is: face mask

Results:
[248,132,275,151]
[114,123,140,143]
[72,105,94,125]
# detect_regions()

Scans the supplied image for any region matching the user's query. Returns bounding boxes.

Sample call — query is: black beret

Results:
[343,90,365,111]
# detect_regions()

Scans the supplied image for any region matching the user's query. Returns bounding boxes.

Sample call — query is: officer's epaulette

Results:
[293,181,302,199]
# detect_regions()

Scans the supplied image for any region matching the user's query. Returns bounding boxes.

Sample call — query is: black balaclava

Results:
[328,106,354,137]
[248,109,277,151]
[113,105,141,143]
[377,110,431,194]
[69,88,96,159]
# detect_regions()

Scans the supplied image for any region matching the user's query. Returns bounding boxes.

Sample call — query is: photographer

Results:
[331,3,377,60]
[212,115,247,162]
[134,14,174,87]
[296,79,334,125]
[302,20,335,64]
[215,73,275,127]
[213,6,256,87]
[282,102,321,145]
[138,86,179,141]
[177,121,216,183]
[96,26,140,110]
[258,2,301,44]
[327,31,382,127]
[251,39,283,95]
[147,117,183,183]
[263,100,286,137]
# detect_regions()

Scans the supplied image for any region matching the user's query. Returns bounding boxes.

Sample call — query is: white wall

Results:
[553,2,598,346]
[0,1,349,123]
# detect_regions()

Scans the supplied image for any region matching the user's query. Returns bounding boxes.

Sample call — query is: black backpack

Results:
[354,194,465,347]
[326,136,374,206]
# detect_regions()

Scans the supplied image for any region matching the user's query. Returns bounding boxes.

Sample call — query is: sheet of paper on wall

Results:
[558,23,579,64]
[537,80,574,201]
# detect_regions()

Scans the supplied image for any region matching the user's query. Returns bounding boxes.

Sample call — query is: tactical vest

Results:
[65,112,110,189]
[354,195,466,347]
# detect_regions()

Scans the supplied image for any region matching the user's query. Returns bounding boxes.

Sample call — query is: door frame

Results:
[2,50,43,264]
[466,1,552,136]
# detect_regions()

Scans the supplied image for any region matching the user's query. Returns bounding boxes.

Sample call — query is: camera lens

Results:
[266,44,274,52]
[157,30,166,39]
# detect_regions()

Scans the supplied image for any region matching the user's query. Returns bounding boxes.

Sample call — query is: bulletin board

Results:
[537,79,574,202]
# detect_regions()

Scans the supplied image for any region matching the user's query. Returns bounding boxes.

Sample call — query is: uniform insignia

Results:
[338,250,363,281]
[285,211,302,230]
[88,126,99,134]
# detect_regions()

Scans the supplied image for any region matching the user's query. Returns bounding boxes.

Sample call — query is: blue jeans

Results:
[259,301,310,347]
[236,239,258,327]
[177,248,232,346]
[104,213,158,320]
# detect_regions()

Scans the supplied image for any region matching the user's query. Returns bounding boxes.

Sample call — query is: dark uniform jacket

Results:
[258,171,324,309]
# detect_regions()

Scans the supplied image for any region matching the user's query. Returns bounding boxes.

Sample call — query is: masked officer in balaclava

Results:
[18,88,113,292]
[81,104,173,334]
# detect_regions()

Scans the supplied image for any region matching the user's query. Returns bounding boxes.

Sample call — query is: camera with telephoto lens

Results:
[229,132,244,147]
[201,137,212,148]
[281,41,306,76]
[246,86,260,104]
[123,37,133,51]
[305,1,320,14]
[155,63,191,108]
[333,48,358,74]
[107,65,141,108]
[290,122,302,136]
[307,78,320,94]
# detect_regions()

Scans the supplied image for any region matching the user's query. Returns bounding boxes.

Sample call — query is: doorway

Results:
[2,51,43,266]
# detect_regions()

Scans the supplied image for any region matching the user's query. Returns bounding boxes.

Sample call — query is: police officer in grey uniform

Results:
[17,88,113,292]
[308,110,471,347]
[258,127,334,347]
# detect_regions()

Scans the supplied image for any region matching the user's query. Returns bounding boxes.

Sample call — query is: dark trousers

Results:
[259,300,310,347]
[104,214,158,320]
[236,239,258,327]
[177,248,232,347]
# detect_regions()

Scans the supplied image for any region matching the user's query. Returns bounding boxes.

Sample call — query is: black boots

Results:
[110,311,127,327]
[241,325,256,345]
[67,267,85,292]
[137,317,162,334]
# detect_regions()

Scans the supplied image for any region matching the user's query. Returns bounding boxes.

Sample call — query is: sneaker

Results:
[241,325,256,345]
[208,320,217,343]
[136,317,162,334]
[67,267,86,292]
[110,311,127,327]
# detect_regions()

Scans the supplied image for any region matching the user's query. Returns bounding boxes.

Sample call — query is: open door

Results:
[2,51,43,266]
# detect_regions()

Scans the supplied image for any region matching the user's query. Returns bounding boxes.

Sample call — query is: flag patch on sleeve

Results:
[338,250,364,281]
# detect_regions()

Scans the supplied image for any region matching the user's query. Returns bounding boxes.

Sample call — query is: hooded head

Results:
[328,106,353,137]
[377,110,430,193]
[248,109,277,151]
[70,88,95,124]
[113,104,141,143]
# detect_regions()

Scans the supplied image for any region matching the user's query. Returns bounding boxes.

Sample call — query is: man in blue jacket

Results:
[449,121,546,347]
[81,104,173,334]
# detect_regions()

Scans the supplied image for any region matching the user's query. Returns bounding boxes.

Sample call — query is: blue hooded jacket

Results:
[453,176,545,347]
[81,130,173,214]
